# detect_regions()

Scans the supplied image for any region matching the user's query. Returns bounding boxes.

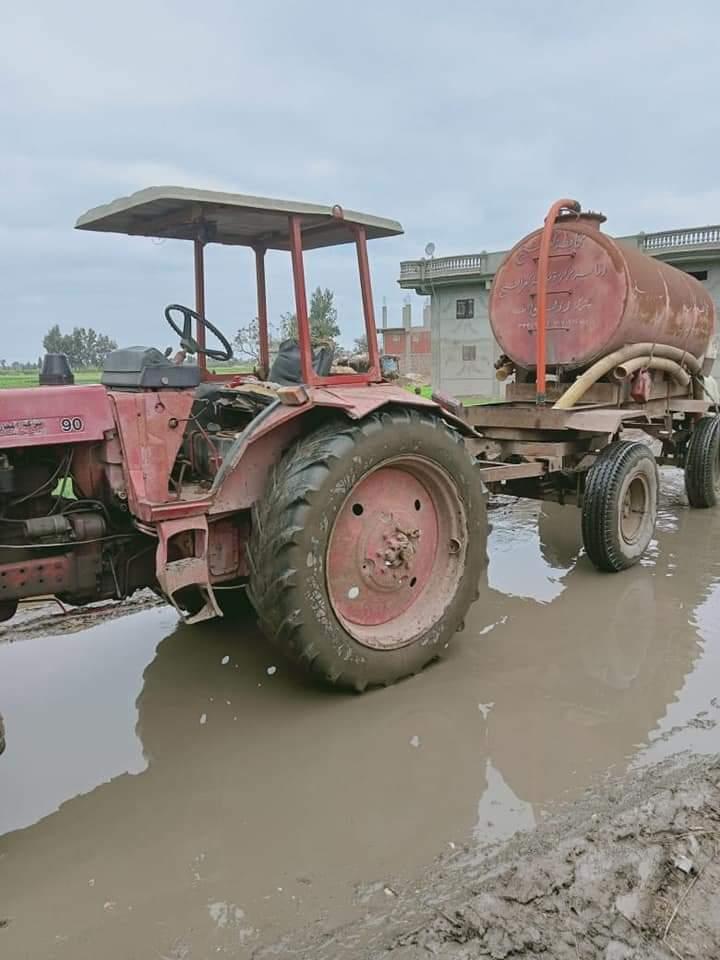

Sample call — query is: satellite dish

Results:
[424,242,436,258]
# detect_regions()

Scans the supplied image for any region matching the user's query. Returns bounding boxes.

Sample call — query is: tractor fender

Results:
[208,385,475,516]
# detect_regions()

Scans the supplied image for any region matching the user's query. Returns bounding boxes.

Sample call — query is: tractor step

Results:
[155,517,222,622]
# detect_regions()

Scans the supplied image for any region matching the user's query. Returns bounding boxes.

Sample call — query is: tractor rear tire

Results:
[685,415,720,508]
[247,410,487,691]
[581,440,658,572]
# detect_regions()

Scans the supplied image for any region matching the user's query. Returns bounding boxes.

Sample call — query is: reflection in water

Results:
[481,490,720,808]
[489,498,576,603]
[474,759,535,842]
[0,608,173,834]
[0,476,718,959]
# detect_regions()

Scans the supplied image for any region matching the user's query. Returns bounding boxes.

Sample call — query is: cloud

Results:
[3,0,720,358]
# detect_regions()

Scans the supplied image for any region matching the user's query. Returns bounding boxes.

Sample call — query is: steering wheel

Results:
[164,304,234,362]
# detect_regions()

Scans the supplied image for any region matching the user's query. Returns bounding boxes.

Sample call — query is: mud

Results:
[1,468,719,958]
[256,756,720,959]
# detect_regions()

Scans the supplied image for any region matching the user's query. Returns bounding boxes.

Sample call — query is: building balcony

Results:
[635,225,720,264]
[398,224,720,291]
[399,253,496,292]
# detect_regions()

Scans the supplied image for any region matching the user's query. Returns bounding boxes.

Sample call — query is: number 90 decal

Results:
[60,417,84,432]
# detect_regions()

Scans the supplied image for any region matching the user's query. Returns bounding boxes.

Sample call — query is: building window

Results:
[456,298,474,319]
[462,345,476,362]
[685,269,708,281]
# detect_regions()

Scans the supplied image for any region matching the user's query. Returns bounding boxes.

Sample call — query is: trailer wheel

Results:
[247,410,487,691]
[685,415,720,508]
[581,440,658,572]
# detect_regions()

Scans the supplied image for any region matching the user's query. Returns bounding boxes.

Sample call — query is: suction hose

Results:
[552,343,701,410]
[612,356,691,387]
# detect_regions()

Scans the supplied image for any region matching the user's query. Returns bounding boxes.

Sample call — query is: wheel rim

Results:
[619,473,649,544]
[326,456,467,650]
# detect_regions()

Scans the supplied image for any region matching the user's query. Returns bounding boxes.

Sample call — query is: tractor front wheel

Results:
[247,410,487,691]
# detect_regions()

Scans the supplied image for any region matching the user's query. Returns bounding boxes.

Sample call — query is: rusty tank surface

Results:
[489,211,715,372]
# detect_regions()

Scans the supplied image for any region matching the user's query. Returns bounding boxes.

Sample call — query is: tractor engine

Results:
[0,443,154,622]
[175,383,276,483]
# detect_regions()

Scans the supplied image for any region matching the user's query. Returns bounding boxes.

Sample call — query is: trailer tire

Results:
[685,415,720,508]
[247,410,487,691]
[581,440,658,572]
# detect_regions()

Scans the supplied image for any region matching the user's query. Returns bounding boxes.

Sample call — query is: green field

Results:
[0,365,253,388]
[404,384,491,406]
[0,370,491,406]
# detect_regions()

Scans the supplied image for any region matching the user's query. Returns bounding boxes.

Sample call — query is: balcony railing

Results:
[399,253,488,282]
[399,225,720,286]
[641,226,720,251]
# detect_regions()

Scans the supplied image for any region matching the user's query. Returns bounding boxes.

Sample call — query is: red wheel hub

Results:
[326,458,466,650]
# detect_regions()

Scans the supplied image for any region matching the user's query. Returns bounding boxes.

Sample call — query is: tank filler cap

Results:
[558,209,607,229]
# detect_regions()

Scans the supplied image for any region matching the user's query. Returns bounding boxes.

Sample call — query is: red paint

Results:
[194,239,207,375]
[287,216,383,388]
[208,517,247,579]
[354,224,381,379]
[327,465,438,627]
[491,206,715,376]
[0,385,114,448]
[0,550,102,601]
[289,214,314,385]
[155,514,221,621]
[254,246,270,377]
[108,390,194,519]
[534,199,580,403]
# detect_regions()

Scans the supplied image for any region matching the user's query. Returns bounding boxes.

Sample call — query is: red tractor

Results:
[2,188,486,689]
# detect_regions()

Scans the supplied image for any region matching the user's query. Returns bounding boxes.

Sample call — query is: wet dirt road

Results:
[1,470,719,959]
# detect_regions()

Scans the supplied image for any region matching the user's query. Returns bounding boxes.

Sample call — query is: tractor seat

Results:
[269,339,334,386]
[101,346,202,389]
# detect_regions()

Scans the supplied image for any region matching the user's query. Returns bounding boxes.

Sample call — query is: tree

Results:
[234,317,264,364]
[279,287,340,343]
[280,311,298,340]
[42,325,118,368]
[43,324,64,355]
[234,317,283,365]
[354,334,368,353]
[309,287,340,341]
[91,333,118,367]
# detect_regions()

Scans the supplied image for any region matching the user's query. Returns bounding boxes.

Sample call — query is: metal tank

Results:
[489,212,715,372]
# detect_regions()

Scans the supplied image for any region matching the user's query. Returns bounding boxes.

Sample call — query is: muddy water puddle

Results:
[1,469,719,958]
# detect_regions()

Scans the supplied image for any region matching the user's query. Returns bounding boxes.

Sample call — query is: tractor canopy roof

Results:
[75,186,403,250]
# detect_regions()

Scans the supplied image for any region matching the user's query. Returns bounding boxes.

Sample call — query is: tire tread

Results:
[685,415,720,508]
[581,440,658,573]
[247,411,484,690]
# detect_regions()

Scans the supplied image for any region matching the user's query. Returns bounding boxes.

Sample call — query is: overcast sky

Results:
[4,1,720,361]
